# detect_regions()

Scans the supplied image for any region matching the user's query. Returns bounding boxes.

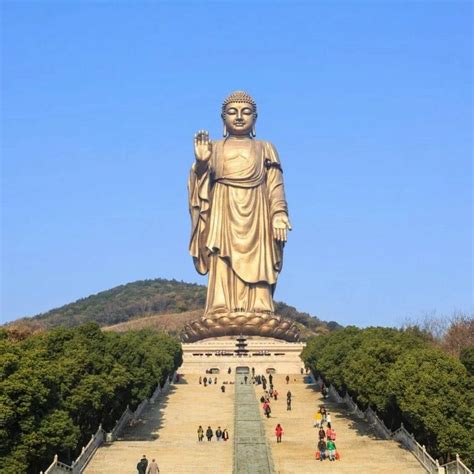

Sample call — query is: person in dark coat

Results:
[317,439,327,461]
[137,455,148,474]
[206,426,213,441]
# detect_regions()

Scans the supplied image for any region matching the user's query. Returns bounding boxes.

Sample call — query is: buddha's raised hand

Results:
[194,130,212,163]
[272,212,292,242]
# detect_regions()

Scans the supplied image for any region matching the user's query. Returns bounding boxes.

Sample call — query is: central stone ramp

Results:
[234,373,275,474]
[84,374,234,473]
[259,374,423,473]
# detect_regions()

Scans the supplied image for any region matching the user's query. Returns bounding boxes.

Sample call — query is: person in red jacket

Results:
[275,423,283,443]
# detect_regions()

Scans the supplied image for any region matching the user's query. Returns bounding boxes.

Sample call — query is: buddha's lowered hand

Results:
[272,212,292,242]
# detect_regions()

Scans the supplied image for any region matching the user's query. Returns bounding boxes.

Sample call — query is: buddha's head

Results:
[221,90,257,137]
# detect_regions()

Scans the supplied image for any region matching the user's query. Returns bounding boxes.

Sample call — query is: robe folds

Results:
[188,139,288,316]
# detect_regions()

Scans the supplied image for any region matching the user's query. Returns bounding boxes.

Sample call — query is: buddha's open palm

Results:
[194,130,212,163]
[273,212,292,242]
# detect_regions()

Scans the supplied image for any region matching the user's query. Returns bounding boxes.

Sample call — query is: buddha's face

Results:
[223,102,256,136]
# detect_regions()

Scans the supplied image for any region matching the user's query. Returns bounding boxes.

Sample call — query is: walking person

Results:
[274,389,278,401]
[197,425,204,442]
[263,401,271,418]
[327,439,336,461]
[286,397,291,411]
[206,426,213,441]
[275,423,283,443]
[222,428,229,441]
[285,375,290,384]
[320,406,327,423]
[314,411,322,428]
[137,455,148,474]
[317,439,327,461]
[147,459,160,474]
[216,426,223,441]
[318,426,326,440]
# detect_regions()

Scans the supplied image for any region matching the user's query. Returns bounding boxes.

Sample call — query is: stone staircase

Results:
[84,372,424,474]
[257,374,423,473]
[84,374,234,473]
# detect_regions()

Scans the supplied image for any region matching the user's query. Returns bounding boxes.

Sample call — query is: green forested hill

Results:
[7,278,340,338]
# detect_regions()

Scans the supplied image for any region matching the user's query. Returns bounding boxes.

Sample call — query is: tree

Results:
[387,347,473,464]
[460,347,474,376]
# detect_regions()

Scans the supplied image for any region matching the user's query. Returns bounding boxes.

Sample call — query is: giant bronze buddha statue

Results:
[182,91,299,342]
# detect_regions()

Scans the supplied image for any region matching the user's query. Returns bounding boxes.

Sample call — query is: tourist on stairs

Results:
[314,411,322,428]
[327,424,336,441]
[327,439,336,461]
[147,458,160,474]
[137,455,148,474]
[317,439,327,461]
[275,423,283,443]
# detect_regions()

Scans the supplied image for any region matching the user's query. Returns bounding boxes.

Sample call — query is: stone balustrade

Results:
[443,454,472,474]
[313,373,472,474]
[41,372,176,473]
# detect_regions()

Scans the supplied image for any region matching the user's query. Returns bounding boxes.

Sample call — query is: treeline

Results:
[26,279,207,329]
[403,312,474,358]
[301,327,474,467]
[0,323,182,473]
[274,302,342,334]
[7,278,340,338]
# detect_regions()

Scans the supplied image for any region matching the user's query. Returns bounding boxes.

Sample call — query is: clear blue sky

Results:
[1,1,472,327]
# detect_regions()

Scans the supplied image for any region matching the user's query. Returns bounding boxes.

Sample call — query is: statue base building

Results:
[180,335,306,374]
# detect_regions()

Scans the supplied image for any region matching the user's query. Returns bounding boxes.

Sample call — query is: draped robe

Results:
[188,139,288,316]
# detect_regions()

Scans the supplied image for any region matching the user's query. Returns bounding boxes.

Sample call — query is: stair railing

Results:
[310,372,471,474]
[41,371,177,473]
